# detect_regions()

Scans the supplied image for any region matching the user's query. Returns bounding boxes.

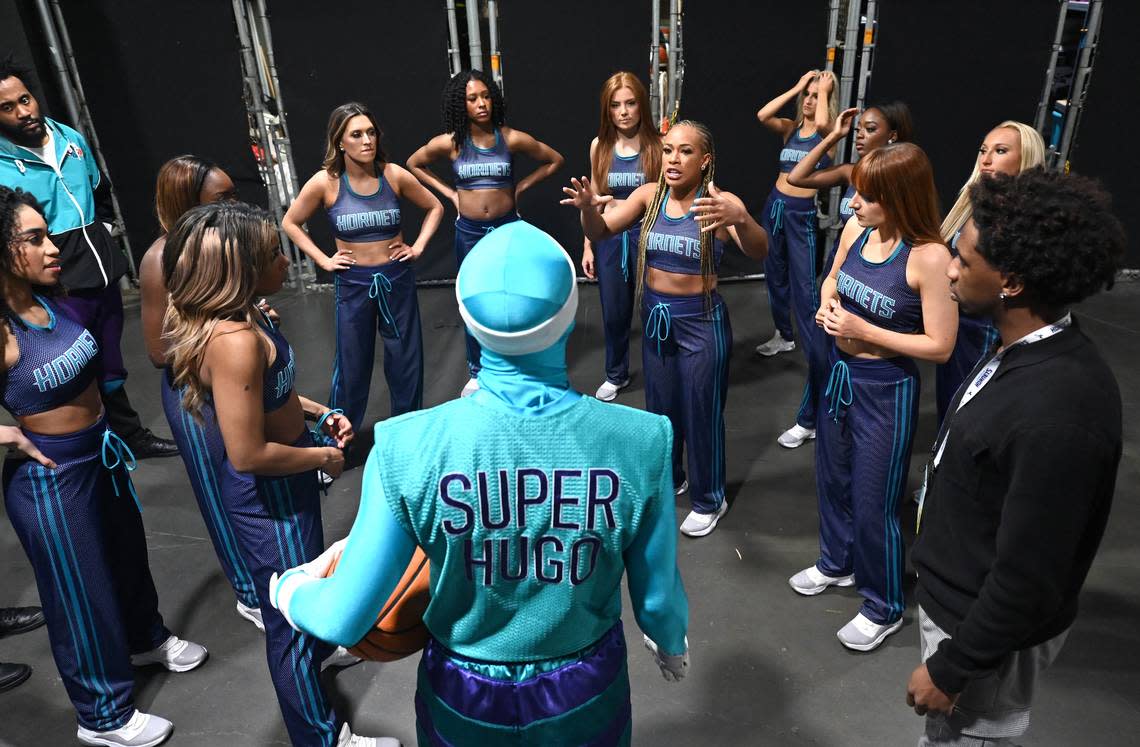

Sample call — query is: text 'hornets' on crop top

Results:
[835,228,923,334]
[453,129,514,190]
[326,171,402,243]
[607,149,645,200]
[257,310,296,412]
[778,128,832,173]
[839,184,857,223]
[2,296,99,417]
[643,189,726,275]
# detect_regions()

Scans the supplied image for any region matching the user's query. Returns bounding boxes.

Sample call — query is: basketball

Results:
[325,547,431,662]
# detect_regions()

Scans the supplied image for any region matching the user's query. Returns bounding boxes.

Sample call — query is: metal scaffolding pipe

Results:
[854,0,878,113]
[649,0,661,128]
[445,0,463,75]
[465,0,483,72]
[1056,0,1103,170]
[232,0,304,290]
[825,0,841,73]
[1035,0,1068,133]
[487,0,502,89]
[38,0,137,282]
[667,0,679,115]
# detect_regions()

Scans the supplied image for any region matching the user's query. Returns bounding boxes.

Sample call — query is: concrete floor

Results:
[2,279,1138,746]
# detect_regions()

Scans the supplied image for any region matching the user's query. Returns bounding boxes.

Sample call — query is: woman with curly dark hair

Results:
[407,70,564,396]
[0,187,207,746]
[908,169,1123,745]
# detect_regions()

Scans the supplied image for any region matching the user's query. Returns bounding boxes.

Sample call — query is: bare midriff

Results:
[458,186,515,220]
[334,233,406,266]
[834,332,902,360]
[18,383,103,435]
[774,172,817,200]
[264,391,307,447]
[646,266,713,296]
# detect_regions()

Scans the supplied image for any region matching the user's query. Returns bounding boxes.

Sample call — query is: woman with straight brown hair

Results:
[137,155,265,631]
[787,143,957,652]
[581,72,661,401]
[284,102,443,437]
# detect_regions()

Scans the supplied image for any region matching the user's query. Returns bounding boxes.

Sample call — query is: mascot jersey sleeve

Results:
[276,401,688,658]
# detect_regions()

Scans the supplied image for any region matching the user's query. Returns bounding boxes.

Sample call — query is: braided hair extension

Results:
[442,70,506,153]
[635,120,717,309]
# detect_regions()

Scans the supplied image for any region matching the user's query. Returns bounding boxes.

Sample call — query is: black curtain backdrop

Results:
[1072,2,1139,268]
[870,1,1055,219]
[498,1,649,272]
[266,2,452,281]
[9,1,1134,274]
[47,0,267,264]
[683,0,830,277]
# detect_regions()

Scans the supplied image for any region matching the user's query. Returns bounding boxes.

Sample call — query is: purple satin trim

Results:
[422,622,626,727]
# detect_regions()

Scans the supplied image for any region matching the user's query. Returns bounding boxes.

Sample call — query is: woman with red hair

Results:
[788,143,957,652]
[580,72,662,401]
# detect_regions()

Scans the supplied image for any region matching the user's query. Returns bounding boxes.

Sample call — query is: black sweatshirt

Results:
[912,318,1121,695]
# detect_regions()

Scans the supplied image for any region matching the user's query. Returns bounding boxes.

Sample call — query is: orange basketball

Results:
[325,546,431,662]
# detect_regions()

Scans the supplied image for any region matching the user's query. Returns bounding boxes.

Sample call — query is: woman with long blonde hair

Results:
[788,143,957,653]
[754,69,838,363]
[163,201,388,746]
[581,72,662,401]
[564,120,768,538]
[935,121,1046,422]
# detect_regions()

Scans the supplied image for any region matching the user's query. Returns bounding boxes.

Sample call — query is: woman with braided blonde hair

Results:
[935,121,1045,422]
[563,120,768,537]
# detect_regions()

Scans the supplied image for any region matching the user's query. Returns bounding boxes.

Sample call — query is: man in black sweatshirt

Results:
[907,169,1124,745]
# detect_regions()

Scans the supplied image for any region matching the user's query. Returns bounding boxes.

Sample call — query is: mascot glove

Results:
[269,538,347,631]
[644,634,689,682]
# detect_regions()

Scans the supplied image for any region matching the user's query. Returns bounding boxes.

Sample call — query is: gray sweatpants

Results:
[917,607,1068,746]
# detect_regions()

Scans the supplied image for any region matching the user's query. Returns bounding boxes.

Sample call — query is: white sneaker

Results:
[755,332,795,357]
[788,565,855,596]
[236,601,265,632]
[77,710,173,747]
[129,635,208,673]
[322,645,362,671]
[336,722,402,747]
[595,378,630,402]
[674,479,689,496]
[777,424,816,449]
[460,377,480,398]
[836,612,903,652]
[680,501,728,538]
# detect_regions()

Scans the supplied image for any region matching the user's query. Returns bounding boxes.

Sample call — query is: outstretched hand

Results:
[691,182,747,233]
[560,176,613,211]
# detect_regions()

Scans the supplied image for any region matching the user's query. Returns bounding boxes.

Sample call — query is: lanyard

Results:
[917,313,1071,530]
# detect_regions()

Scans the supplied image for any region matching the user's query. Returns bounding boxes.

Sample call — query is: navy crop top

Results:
[1,297,99,417]
[453,129,514,190]
[839,183,857,223]
[778,128,832,173]
[643,190,726,275]
[835,228,923,334]
[606,149,645,199]
[257,311,296,412]
[326,171,402,243]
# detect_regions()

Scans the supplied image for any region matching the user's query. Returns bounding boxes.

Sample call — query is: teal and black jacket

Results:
[0,118,127,291]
